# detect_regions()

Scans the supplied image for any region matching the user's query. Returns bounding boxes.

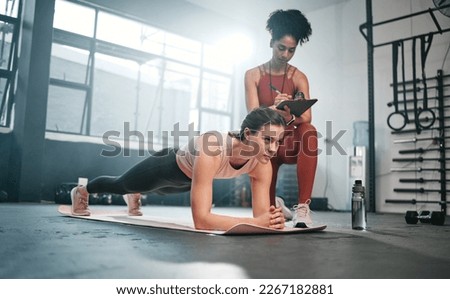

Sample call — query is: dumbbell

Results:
[405,210,446,226]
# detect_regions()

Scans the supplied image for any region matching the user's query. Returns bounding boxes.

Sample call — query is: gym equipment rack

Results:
[386,70,448,214]
[360,1,449,214]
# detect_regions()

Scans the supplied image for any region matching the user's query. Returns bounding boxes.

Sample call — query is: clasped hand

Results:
[259,205,285,229]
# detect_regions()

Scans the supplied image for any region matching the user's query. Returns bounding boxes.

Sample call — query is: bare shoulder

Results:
[291,67,310,93]
[291,67,309,83]
[248,160,272,181]
[196,132,226,160]
[201,131,225,145]
[245,66,261,82]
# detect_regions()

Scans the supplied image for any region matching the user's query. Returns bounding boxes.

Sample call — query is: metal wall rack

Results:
[359,1,450,213]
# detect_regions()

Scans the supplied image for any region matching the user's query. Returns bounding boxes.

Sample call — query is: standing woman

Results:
[244,9,317,227]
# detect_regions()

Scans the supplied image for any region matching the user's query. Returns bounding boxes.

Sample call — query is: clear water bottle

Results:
[352,180,366,230]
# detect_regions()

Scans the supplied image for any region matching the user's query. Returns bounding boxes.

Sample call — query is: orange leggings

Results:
[270,123,318,206]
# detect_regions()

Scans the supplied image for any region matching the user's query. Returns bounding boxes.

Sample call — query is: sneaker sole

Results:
[294,222,308,228]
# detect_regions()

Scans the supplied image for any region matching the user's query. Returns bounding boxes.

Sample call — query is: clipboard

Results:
[276,99,318,117]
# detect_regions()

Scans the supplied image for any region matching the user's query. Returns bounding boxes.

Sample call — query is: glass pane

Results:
[200,112,231,133]
[132,63,159,137]
[97,11,144,49]
[50,44,90,84]
[201,72,231,111]
[0,77,9,126]
[0,0,19,17]
[164,61,200,94]
[143,60,199,146]
[162,32,201,65]
[46,85,87,133]
[97,12,201,66]
[142,30,201,65]
[90,53,139,137]
[140,28,165,56]
[0,20,14,70]
[53,0,95,37]
[203,44,233,74]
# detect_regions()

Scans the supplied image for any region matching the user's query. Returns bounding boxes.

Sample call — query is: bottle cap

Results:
[353,180,365,193]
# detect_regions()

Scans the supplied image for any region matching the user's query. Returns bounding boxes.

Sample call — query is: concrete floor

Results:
[0,202,449,279]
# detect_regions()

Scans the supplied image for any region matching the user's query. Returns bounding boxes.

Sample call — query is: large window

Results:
[48,0,233,148]
[0,0,20,127]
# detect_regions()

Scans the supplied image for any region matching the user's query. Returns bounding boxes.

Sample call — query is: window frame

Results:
[48,0,234,144]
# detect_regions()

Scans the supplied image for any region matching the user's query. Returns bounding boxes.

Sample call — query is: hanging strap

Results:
[392,41,399,112]
[411,37,421,134]
[416,33,436,129]
[420,34,433,109]
[400,40,408,122]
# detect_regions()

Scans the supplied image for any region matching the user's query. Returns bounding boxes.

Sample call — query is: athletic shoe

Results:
[292,199,312,228]
[70,186,91,216]
[275,196,293,220]
[123,193,143,216]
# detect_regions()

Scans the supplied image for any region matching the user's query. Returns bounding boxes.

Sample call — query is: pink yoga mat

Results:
[58,205,326,235]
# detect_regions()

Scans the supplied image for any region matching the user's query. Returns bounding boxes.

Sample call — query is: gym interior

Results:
[0,0,449,281]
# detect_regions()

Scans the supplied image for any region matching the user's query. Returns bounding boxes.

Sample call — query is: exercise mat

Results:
[58,205,326,235]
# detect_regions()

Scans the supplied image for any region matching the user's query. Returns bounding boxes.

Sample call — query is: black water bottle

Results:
[352,180,366,230]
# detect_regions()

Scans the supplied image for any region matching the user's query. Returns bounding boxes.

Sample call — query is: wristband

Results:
[286,114,296,126]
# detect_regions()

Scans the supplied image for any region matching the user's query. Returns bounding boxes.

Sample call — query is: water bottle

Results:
[352,180,366,230]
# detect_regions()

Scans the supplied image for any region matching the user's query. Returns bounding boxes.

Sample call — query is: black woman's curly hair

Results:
[266,9,312,45]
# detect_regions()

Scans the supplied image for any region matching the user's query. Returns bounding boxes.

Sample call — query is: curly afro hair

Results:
[266,9,312,46]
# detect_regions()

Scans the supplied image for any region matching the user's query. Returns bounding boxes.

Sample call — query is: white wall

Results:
[300,1,368,210]
[189,0,450,213]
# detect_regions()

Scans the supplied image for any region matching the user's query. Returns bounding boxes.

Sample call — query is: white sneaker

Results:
[275,196,293,220]
[292,199,312,228]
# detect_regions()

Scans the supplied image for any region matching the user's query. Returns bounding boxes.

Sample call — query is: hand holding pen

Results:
[269,84,292,105]
[270,84,305,101]
[269,84,293,121]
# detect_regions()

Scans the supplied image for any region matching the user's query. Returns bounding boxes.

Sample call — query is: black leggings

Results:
[86,148,192,195]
